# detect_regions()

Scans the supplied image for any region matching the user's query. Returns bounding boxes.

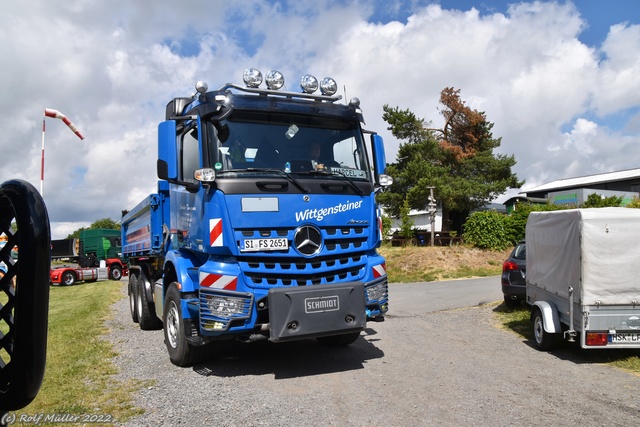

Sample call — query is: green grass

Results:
[19,281,147,422]
[378,245,506,283]
[494,303,640,375]
[440,264,501,280]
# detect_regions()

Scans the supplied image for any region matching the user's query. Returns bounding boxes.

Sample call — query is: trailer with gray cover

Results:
[526,208,640,350]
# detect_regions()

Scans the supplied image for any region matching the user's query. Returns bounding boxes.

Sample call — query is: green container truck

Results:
[50,228,127,284]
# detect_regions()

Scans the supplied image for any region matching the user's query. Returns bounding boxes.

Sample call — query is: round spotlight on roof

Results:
[265,70,285,90]
[195,81,209,94]
[319,77,337,96]
[300,74,318,94]
[243,68,263,88]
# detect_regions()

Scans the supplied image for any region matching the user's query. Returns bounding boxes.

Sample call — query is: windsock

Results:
[44,108,84,140]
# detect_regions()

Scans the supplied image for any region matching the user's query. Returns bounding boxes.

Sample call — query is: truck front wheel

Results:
[531,307,559,351]
[163,284,204,367]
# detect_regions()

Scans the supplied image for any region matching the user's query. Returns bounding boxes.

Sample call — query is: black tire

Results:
[109,265,123,281]
[137,278,162,330]
[316,332,361,347]
[61,271,76,286]
[531,307,559,351]
[163,284,205,366]
[129,273,139,323]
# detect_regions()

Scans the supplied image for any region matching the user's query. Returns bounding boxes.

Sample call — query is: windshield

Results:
[206,110,371,181]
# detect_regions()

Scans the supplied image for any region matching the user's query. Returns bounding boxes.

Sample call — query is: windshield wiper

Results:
[296,169,365,196]
[243,168,310,193]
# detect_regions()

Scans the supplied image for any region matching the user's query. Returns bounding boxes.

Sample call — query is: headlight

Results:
[300,74,318,94]
[265,70,285,90]
[366,281,388,302]
[206,295,247,316]
[194,168,216,182]
[243,68,263,88]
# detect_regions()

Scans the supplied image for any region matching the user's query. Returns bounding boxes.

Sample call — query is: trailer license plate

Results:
[241,238,288,252]
[608,333,640,343]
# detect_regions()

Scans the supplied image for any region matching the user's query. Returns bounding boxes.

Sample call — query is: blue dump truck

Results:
[121,69,392,366]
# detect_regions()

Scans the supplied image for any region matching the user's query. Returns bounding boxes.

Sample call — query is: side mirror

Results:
[371,134,392,187]
[157,121,178,181]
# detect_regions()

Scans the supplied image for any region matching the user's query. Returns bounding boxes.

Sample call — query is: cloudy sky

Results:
[1,0,638,238]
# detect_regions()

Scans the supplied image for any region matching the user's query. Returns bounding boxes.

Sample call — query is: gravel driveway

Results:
[107,283,640,426]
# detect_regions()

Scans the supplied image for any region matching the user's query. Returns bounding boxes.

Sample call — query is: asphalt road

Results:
[388,276,503,316]
[110,277,640,426]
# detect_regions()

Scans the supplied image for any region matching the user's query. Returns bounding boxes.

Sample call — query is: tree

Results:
[626,196,640,209]
[90,218,120,230]
[66,217,120,239]
[582,193,623,208]
[399,198,414,239]
[377,87,523,231]
[428,87,488,161]
[376,106,446,218]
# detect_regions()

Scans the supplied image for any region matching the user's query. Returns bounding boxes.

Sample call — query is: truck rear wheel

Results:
[316,332,361,347]
[163,284,205,366]
[531,307,559,351]
[137,279,162,330]
[109,265,123,281]
[129,273,139,323]
[61,271,76,286]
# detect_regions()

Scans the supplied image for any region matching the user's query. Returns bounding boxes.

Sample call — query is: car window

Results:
[512,243,526,260]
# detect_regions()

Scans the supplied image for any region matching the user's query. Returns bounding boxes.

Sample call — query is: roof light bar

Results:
[239,68,339,98]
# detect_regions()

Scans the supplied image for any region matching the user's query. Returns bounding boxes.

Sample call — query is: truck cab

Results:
[122,69,392,366]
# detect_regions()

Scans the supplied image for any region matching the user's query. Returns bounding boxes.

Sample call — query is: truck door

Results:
[170,120,206,251]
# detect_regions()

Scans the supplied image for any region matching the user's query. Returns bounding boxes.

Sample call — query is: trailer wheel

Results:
[163,284,204,367]
[531,307,559,351]
[109,265,123,281]
[316,332,361,347]
[61,271,76,286]
[137,279,162,330]
[128,273,139,323]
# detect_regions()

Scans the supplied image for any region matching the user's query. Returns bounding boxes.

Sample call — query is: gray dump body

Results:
[526,208,640,349]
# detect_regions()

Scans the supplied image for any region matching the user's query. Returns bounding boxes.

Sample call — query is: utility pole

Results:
[427,187,436,246]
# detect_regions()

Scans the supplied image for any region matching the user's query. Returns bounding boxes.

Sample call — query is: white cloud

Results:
[556,118,598,154]
[593,23,640,115]
[0,1,638,237]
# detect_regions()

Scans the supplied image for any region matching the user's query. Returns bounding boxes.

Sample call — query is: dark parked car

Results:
[501,241,526,308]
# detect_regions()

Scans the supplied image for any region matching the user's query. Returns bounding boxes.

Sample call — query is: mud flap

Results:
[268,283,366,342]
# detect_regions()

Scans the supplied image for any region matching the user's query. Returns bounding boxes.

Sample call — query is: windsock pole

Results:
[41,108,85,196]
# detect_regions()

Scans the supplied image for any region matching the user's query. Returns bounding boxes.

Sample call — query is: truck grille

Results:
[236,225,370,287]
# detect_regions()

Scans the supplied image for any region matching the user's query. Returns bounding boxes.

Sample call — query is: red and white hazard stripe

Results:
[199,272,237,291]
[210,218,223,247]
[372,263,386,278]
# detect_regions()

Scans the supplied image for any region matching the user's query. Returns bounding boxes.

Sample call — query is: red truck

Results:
[50,265,110,286]
[50,228,127,285]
